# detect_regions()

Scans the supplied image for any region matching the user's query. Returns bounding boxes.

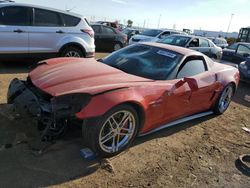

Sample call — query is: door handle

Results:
[13,29,23,33]
[56,30,64,34]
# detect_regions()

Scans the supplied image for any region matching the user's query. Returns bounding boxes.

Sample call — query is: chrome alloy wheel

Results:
[65,51,81,57]
[218,85,233,113]
[99,110,136,153]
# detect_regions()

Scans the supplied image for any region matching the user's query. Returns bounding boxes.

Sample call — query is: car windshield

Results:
[101,44,183,80]
[158,35,191,47]
[245,43,250,48]
[141,29,163,37]
[122,29,133,34]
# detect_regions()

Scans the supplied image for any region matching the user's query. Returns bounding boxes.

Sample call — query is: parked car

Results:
[222,42,250,64]
[8,42,239,157]
[91,24,127,51]
[0,2,95,60]
[122,28,141,41]
[129,29,185,45]
[97,21,123,31]
[159,34,223,59]
[239,58,250,83]
[212,37,228,49]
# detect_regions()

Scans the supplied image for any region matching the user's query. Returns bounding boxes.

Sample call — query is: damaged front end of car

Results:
[7,78,91,141]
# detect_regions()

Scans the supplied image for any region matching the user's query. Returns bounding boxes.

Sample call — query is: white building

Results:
[193,30,238,38]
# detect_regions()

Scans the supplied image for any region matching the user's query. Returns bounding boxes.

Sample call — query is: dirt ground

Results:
[0,56,250,188]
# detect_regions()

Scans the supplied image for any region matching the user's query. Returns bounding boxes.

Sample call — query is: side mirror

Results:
[184,77,199,91]
[221,46,225,49]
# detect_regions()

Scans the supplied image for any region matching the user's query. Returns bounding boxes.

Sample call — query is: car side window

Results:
[209,41,215,47]
[177,58,206,79]
[159,31,170,39]
[92,25,101,33]
[227,43,237,50]
[0,6,30,26]
[61,14,80,27]
[34,8,61,27]
[199,38,209,47]
[236,45,250,56]
[103,26,115,34]
[189,38,199,47]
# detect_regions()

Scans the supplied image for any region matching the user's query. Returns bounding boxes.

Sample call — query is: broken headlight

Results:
[51,93,91,117]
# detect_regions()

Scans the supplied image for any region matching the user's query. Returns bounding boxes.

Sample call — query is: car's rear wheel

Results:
[82,104,139,158]
[113,43,122,51]
[61,46,84,58]
[214,83,234,114]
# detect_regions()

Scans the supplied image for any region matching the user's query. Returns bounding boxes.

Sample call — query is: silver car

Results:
[0,2,95,59]
[159,34,223,59]
[212,37,228,49]
[129,29,186,45]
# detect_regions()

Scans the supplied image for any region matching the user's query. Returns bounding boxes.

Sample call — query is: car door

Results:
[187,38,199,51]
[92,25,102,50]
[233,44,250,63]
[198,38,212,57]
[222,43,238,62]
[174,56,218,115]
[100,26,116,50]
[0,6,30,55]
[28,8,64,54]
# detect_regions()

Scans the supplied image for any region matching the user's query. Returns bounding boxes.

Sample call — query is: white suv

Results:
[0,2,95,59]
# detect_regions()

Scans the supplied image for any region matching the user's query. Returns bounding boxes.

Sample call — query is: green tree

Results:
[127,20,133,27]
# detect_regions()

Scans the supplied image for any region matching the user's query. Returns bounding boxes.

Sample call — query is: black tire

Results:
[82,104,139,158]
[113,43,122,51]
[213,83,234,115]
[61,46,84,58]
[212,54,217,60]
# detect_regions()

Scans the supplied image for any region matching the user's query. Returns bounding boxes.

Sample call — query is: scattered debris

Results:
[100,159,115,174]
[14,132,28,145]
[30,141,55,157]
[238,154,250,172]
[244,95,250,103]
[0,104,19,121]
[80,148,97,160]
[242,127,250,134]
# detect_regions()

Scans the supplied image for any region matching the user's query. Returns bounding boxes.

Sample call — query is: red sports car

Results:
[8,42,240,157]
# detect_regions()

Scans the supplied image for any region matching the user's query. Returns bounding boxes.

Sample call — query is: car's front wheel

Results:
[61,46,84,58]
[82,104,139,158]
[113,43,122,51]
[214,83,234,114]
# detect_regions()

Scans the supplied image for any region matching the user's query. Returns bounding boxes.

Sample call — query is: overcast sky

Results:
[16,0,250,32]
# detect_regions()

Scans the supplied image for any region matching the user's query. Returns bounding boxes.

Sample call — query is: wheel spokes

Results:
[101,131,113,144]
[99,110,136,153]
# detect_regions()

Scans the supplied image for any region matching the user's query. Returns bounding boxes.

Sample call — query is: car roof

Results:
[0,2,83,18]
[170,34,211,40]
[237,42,250,45]
[141,42,203,56]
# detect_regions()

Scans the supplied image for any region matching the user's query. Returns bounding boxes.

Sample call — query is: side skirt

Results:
[139,111,214,137]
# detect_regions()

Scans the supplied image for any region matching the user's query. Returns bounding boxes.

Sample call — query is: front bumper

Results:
[7,78,52,118]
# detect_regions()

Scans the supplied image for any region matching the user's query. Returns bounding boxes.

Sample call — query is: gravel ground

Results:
[0,55,250,188]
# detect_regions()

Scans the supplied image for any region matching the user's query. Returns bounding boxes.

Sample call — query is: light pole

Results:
[157,14,162,29]
[226,13,234,37]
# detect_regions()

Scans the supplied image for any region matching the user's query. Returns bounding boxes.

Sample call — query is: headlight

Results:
[51,93,91,117]
[240,61,248,70]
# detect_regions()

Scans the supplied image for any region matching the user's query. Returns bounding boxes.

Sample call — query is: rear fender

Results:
[216,68,240,91]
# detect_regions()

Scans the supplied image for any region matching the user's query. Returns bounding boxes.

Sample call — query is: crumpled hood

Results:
[29,58,152,96]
